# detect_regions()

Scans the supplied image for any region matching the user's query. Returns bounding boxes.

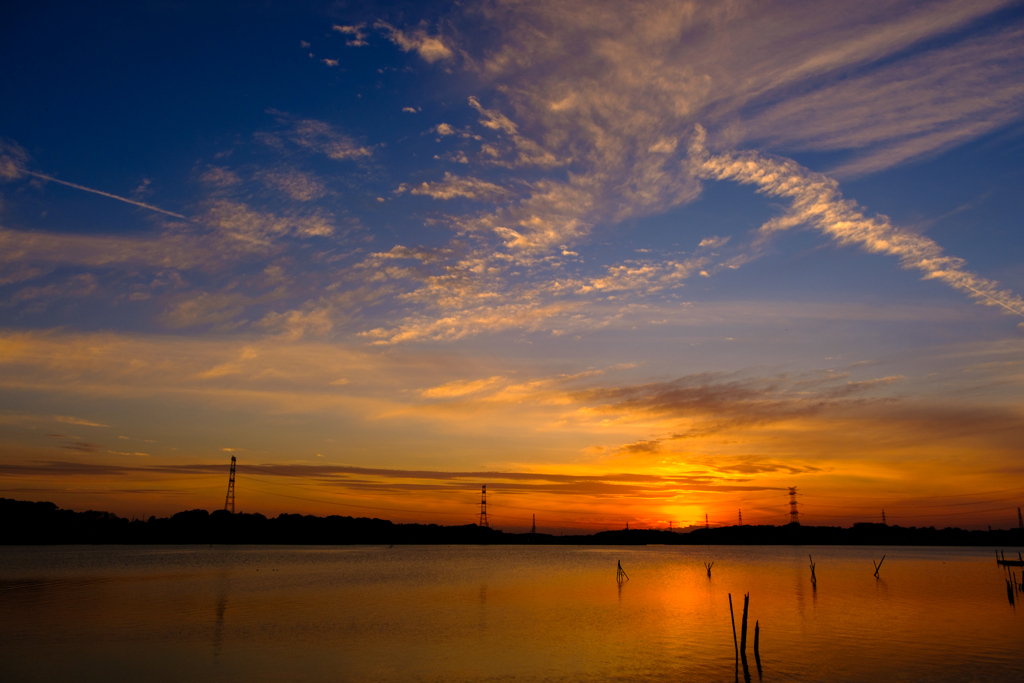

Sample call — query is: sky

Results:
[2,0,1024,532]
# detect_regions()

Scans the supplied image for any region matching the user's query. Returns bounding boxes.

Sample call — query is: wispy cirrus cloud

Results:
[691,126,1024,319]
[259,110,373,160]
[256,168,327,202]
[398,172,512,201]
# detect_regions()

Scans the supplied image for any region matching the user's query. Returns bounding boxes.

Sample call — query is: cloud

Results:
[740,23,1024,177]
[360,300,584,345]
[407,173,511,201]
[692,126,1024,320]
[577,256,709,294]
[161,291,259,329]
[260,111,372,161]
[395,0,1021,278]
[199,200,335,244]
[8,274,98,306]
[456,176,600,252]
[256,169,326,202]
[0,329,387,414]
[0,139,30,181]
[0,460,777,499]
[375,21,452,63]
[420,376,504,399]
[60,442,102,453]
[256,298,336,340]
[698,236,729,249]
[199,166,242,189]
[468,96,565,169]
[469,0,1017,175]
[333,23,367,47]
[54,415,109,428]
[0,226,218,276]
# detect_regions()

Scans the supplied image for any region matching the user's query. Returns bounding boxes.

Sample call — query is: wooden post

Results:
[873,555,885,578]
[809,554,816,587]
[740,592,749,656]
[705,561,714,578]
[754,620,761,679]
[728,593,738,661]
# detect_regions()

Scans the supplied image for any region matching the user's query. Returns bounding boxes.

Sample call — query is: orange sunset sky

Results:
[2,0,1024,531]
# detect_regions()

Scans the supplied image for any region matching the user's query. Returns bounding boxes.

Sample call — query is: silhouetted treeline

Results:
[2,498,1023,546]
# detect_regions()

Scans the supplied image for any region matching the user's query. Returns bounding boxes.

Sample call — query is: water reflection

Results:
[478,582,487,632]
[0,545,1021,683]
[213,575,227,657]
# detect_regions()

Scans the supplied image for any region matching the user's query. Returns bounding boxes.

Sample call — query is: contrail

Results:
[24,171,188,220]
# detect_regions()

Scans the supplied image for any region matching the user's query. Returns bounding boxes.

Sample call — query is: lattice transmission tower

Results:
[531,513,536,534]
[224,455,236,514]
[478,484,489,528]
[788,487,799,525]
[1018,507,1022,530]
[738,509,742,525]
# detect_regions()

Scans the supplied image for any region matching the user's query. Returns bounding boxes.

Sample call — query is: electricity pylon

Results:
[478,484,489,528]
[224,455,236,514]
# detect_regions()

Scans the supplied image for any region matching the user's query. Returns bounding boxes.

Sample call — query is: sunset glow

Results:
[2,1,1023,531]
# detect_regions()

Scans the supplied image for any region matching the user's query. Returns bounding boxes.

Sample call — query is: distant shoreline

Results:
[3,497,1023,546]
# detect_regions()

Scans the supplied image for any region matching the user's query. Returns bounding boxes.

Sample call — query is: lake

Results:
[0,544,1021,682]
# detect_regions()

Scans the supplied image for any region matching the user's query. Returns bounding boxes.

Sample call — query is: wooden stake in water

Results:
[753,620,762,679]
[616,560,629,583]
[873,555,886,578]
[728,593,739,662]
[705,561,714,578]
[740,593,749,656]
[808,555,817,588]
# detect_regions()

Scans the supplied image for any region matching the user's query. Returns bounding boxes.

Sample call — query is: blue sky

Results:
[2,0,1023,530]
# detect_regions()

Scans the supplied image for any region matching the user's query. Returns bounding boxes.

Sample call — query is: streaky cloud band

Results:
[690,125,1024,321]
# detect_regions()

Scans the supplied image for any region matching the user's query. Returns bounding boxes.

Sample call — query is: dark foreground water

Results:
[0,544,1021,682]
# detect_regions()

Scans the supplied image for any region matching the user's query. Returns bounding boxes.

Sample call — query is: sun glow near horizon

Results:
[2,1,1024,531]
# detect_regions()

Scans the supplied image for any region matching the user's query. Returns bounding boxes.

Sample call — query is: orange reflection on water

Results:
[0,544,1021,682]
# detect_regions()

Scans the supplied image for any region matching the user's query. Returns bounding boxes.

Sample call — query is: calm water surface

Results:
[0,544,1021,682]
